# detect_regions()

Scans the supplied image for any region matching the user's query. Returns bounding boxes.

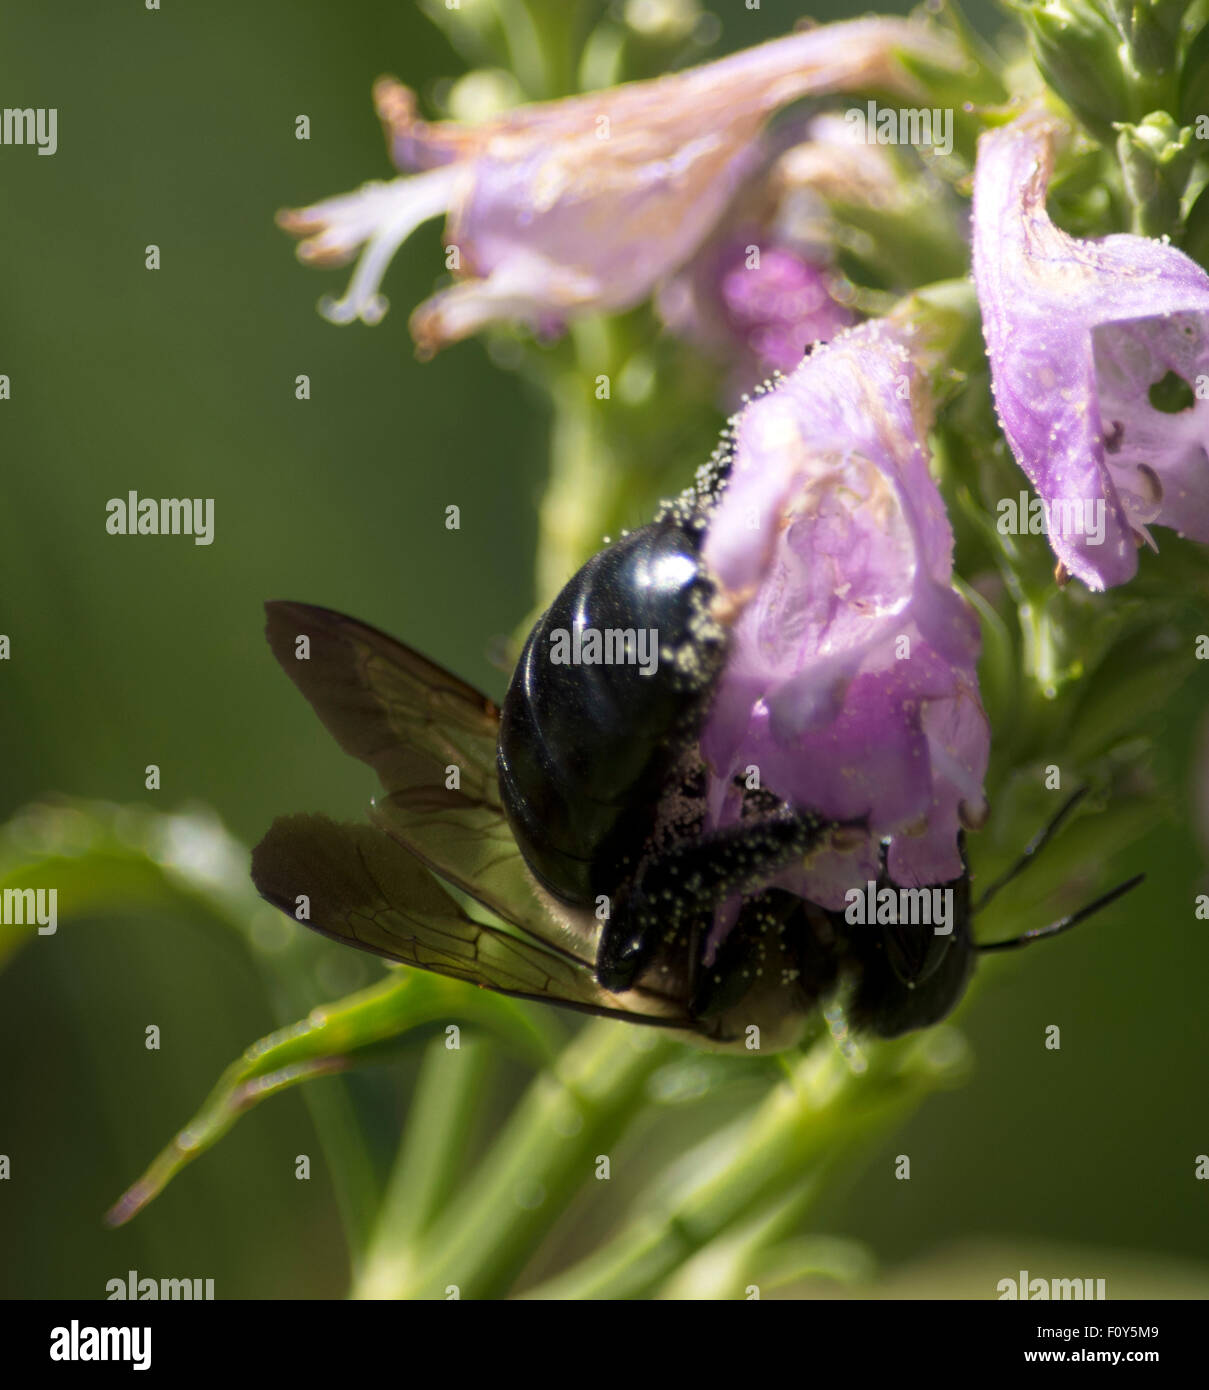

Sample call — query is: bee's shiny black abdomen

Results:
[497,516,724,908]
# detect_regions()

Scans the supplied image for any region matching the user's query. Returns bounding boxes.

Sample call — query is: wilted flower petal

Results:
[699,319,989,929]
[773,112,908,209]
[281,19,962,352]
[972,109,1209,589]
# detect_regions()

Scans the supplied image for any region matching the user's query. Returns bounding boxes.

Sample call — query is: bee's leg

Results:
[595,806,857,994]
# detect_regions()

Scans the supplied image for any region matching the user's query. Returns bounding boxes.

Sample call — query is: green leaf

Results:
[1012,0,1135,141]
[106,961,554,1227]
[0,800,258,972]
[1178,10,1209,127]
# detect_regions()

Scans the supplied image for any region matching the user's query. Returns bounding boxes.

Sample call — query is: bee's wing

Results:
[265,600,502,809]
[252,815,694,1028]
[264,600,578,957]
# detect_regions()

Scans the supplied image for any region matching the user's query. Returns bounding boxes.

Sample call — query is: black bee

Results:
[494,505,861,1004]
[252,504,1140,1051]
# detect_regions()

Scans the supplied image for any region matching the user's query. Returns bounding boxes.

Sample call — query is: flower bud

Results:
[1014,0,1133,139]
[1115,111,1194,236]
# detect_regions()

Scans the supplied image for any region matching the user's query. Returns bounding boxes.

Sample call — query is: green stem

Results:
[533,313,722,609]
[653,1154,848,1300]
[300,1069,382,1274]
[499,0,584,98]
[259,950,385,1267]
[353,1037,491,1298]
[520,1028,968,1300]
[383,1020,675,1299]
[537,365,628,606]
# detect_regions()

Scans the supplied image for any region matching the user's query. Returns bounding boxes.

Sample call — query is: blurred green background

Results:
[1,0,1206,1299]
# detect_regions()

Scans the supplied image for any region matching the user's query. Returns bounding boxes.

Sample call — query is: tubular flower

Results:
[278,18,962,354]
[699,319,989,930]
[972,109,1209,589]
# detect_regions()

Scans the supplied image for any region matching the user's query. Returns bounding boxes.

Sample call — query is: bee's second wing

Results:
[251,815,694,1029]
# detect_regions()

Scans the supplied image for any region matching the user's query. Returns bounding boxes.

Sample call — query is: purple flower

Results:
[658,225,854,386]
[699,318,989,935]
[713,240,851,373]
[279,19,961,354]
[972,109,1209,589]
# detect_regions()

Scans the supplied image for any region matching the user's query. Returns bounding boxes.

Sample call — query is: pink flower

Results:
[972,109,1209,589]
[657,225,854,387]
[699,317,989,938]
[279,19,962,354]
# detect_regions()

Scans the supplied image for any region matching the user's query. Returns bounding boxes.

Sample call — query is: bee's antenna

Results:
[972,786,1090,915]
[977,873,1144,954]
